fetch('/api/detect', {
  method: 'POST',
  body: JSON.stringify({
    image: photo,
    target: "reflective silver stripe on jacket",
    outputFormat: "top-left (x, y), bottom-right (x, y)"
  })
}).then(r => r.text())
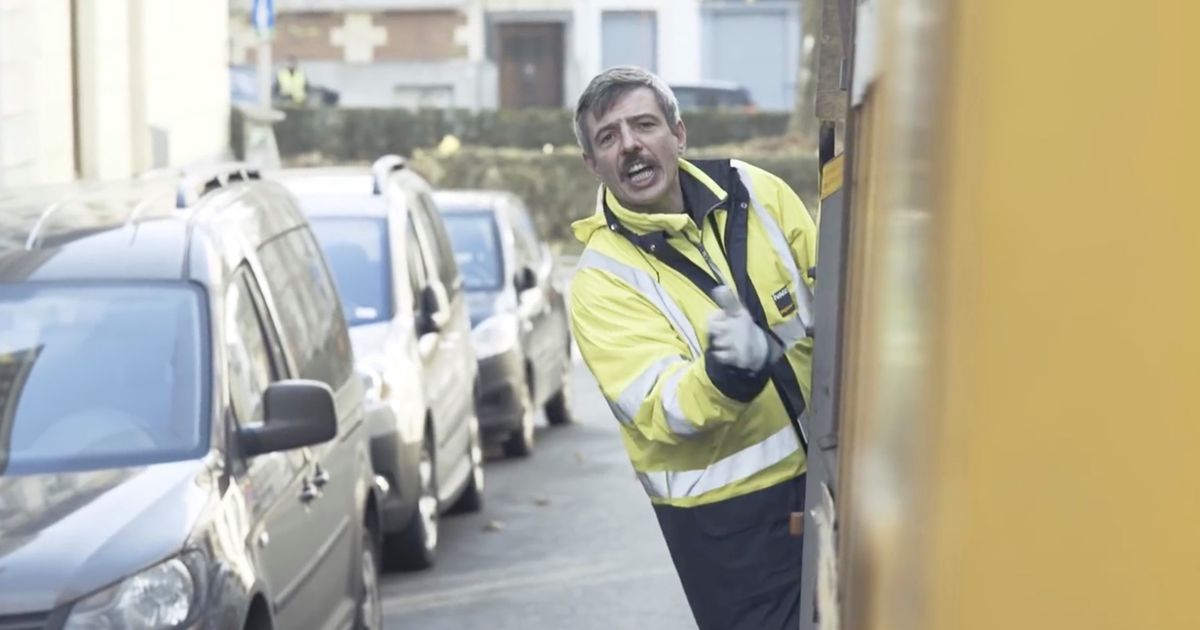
top-left (771, 314), bottom-right (808, 347)
top-left (636, 425), bottom-right (801, 499)
top-left (577, 249), bottom-right (706, 432)
top-left (607, 355), bottom-right (679, 426)
top-left (660, 366), bottom-right (700, 437)
top-left (575, 249), bottom-right (702, 357)
top-left (731, 160), bottom-right (815, 331)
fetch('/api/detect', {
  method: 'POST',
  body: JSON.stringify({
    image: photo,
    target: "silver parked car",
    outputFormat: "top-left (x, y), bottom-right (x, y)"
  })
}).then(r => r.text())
top-left (0, 165), bottom-right (383, 629)
top-left (273, 157), bottom-right (484, 570)
top-left (435, 190), bottom-right (574, 458)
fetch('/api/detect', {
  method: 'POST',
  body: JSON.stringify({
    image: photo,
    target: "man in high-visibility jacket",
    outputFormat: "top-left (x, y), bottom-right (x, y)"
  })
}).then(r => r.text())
top-left (274, 55), bottom-right (307, 105)
top-left (569, 66), bottom-right (816, 630)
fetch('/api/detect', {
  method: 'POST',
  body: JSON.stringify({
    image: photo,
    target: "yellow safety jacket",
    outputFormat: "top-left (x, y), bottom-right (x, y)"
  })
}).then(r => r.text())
top-left (276, 68), bottom-right (307, 104)
top-left (570, 158), bottom-right (817, 508)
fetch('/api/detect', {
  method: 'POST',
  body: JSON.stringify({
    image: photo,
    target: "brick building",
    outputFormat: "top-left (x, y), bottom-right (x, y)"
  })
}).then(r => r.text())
top-left (230, 0), bottom-right (801, 111)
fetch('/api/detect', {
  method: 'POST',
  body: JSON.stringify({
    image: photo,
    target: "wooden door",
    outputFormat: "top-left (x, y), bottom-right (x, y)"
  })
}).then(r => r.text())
top-left (498, 23), bottom-right (564, 109)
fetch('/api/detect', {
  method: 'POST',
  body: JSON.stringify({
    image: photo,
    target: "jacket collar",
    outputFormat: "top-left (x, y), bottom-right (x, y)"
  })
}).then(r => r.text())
top-left (572, 158), bottom-right (736, 244)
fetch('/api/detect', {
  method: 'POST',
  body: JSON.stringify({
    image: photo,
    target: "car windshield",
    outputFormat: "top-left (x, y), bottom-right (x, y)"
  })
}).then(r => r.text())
top-left (672, 86), bottom-right (751, 111)
top-left (673, 87), bottom-right (704, 110)
top-left (441, 211), bottom-right (504, 292)
top-left (309, 218), bottom-right (394, 326)
top-left (0, 283), bottom-right (208, 475)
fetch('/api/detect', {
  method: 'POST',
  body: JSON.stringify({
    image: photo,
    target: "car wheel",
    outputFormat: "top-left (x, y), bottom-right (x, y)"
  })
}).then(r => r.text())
top-left (450, 415), bottom-right (484, 513)
top-left (544, 372), bottom-right (573, 426)
top-left (385, 428), bottom-right (438, 570)
top-left (354, 524), bottom-right (383, 630)
top-left (503, 385), bottom-right (535, 458)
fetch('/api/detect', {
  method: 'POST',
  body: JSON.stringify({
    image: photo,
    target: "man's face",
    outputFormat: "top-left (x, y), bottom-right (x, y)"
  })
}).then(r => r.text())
top-left (582, 87), bottom-right (687, 214)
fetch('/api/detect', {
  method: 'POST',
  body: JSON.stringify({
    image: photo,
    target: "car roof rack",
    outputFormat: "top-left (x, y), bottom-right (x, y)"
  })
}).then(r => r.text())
top-left (371, 154), bottom-right (406, 195)
top-left (176, 163), bottom-right (261, 208)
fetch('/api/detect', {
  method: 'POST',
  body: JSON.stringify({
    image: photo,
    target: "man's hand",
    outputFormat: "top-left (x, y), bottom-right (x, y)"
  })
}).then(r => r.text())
top-left (708, 286), bottom-right (770, 371)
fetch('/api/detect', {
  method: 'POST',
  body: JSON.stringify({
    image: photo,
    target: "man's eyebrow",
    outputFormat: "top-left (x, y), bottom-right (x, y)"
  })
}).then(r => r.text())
top-left (592, 120), bottom-right (618, 141)
top-left (593, 113), bottom-right (661, 141)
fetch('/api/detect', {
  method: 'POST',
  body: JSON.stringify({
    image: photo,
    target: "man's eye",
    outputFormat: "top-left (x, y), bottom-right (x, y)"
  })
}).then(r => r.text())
top-left (598, 134), bottom-right (614, 146)
top-left (639, 121), bottom-right (656, 129)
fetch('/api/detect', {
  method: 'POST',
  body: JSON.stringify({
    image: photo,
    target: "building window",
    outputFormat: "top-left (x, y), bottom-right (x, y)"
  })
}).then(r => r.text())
top-left (602, 11), bottom-right (657, 73)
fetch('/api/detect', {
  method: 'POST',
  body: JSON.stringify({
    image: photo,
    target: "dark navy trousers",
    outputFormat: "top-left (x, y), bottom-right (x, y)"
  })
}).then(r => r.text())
top-left (653, 475), bottom-right (806, 630)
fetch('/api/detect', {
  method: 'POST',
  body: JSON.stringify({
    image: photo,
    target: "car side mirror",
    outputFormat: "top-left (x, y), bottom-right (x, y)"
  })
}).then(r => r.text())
top-left (239, 380), bottom-right (338, 457)
top-left (515, 266), bottom-right (538, 292)
top-left (416, 284), bottom-right (446, 335)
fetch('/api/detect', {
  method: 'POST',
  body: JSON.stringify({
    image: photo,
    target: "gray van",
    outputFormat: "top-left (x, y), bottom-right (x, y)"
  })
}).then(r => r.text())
top-left (0, 166), bottom-right (382, 629)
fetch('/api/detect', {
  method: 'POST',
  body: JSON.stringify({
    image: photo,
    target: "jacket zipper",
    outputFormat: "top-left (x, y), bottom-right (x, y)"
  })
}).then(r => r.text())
top-left (684, 205), bottom-right (730, 288)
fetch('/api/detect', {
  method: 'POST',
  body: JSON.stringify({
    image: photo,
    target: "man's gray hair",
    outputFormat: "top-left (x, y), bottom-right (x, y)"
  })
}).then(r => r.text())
top-left (573, 66), bottom-right (681, 155)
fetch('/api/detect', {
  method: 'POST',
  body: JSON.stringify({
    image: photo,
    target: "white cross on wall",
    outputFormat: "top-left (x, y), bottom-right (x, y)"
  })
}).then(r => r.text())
top-left (330, 13), bottom-right (388, 64)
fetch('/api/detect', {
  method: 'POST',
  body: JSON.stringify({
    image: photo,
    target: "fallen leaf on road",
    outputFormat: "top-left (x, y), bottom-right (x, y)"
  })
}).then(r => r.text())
top-left (484, 520), bottom-right (505, 532)
top-left (534, 497), bottom-right (551, 506)
top-left (574, 451), bottom-right (585, 464)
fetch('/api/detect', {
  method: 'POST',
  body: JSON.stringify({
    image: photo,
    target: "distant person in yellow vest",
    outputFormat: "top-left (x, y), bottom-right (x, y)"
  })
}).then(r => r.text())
top-left (274, 55), bottom-right (307, 105)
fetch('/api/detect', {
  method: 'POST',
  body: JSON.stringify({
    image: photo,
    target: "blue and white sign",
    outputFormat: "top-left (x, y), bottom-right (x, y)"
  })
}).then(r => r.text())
top-left (251, 0), bottom-right (275, 34)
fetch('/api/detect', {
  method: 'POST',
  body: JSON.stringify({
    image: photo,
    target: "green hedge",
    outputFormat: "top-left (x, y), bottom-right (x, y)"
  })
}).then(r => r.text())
top-left (406, 146), bottom-right (818, 248)
top-left (237, 107), bottom-right (794, 162)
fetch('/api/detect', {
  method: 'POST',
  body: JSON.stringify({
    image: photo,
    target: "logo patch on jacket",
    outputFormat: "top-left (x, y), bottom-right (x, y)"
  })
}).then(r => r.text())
top-left (773, 285), bottom-right (797, 317)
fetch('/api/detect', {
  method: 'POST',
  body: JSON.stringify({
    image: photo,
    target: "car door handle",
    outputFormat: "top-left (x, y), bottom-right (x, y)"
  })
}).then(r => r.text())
top-left (312, 465), bottom-right (331, 488)
top-left (300, 480), bottom-right (320, 504)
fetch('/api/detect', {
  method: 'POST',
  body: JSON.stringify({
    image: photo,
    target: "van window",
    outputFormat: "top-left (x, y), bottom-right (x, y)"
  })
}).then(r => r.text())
top-left (507, 201), bottom-right (543, 270)
top-left (442, 211), bottom-right (504, 292)
top-left (226, 274), bottom-right (276, 427)
top-left (405, 214), bottom-right (429, 308)
top-left (410, 192), bottom-right (461, 299)
top-left (258, 228), bottom-right (354, 388)
top-left (226, 268), bottom-right (306, 470)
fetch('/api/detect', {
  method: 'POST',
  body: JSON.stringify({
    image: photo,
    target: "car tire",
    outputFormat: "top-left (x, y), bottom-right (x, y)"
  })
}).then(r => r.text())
top-left (354, 523), bottom-right (383, 630)
top-left (384, 428), bottom-right (438, 570)
top-left (544, 381), bottom-right (572, 426)
top-left (546, 338), bottom-right (574, 426)
top-left (503, 385), bottom-right (535, 458)
top-left (449, 416), bottom-right (484, 513)
top-left (242, 599), bottom-right (272, 630)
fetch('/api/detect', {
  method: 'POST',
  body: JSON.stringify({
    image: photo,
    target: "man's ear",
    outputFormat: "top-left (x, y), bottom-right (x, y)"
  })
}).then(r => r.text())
top-left (582, 151), bottom-right (599, 178)
top-left (673, 119), bottom-right (689, 154)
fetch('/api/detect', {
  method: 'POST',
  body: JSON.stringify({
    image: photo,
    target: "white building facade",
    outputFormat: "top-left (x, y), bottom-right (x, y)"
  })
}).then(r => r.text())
top-left (0, 0), bottom-right (232, 189)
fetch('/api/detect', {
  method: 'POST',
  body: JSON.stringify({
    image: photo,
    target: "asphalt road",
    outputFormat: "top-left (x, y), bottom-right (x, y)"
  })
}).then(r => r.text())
top-left (379, 355), bottom-right (695, 629)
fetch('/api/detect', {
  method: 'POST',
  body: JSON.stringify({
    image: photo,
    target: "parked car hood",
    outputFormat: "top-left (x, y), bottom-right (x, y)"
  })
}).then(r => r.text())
top-left (0, 458), bottom-right (215, 615)
top-left (467, 290), bottom-right (513, 328)
top-left (349, 320), bottom-right (392, 364)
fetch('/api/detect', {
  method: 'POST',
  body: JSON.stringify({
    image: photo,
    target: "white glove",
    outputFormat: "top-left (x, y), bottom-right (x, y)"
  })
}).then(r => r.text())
top-left (708, 286), bottom-right (771, 371)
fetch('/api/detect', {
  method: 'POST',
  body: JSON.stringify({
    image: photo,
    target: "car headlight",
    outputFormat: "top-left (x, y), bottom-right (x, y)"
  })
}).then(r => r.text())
top-left (471, 313), bottom-right (519, 360)
top-left (65, 553), bottom-right (205, 629)
top-left (357, 364), bottom-right (391, 403)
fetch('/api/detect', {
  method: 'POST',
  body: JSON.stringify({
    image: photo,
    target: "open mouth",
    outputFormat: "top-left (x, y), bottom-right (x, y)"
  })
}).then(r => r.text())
top-left (624, 160), bottom-right (656, 186)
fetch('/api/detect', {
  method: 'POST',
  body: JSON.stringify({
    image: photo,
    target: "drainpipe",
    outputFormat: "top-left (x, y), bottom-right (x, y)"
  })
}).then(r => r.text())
top-left (69, 0), bottom-right (82, 178)
top-left (127, 0), bottom-right (151, 172)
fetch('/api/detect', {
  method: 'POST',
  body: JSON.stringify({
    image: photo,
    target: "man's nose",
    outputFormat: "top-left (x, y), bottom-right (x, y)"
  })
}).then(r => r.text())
top-left (617, 125), bottom-right (640, 154)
